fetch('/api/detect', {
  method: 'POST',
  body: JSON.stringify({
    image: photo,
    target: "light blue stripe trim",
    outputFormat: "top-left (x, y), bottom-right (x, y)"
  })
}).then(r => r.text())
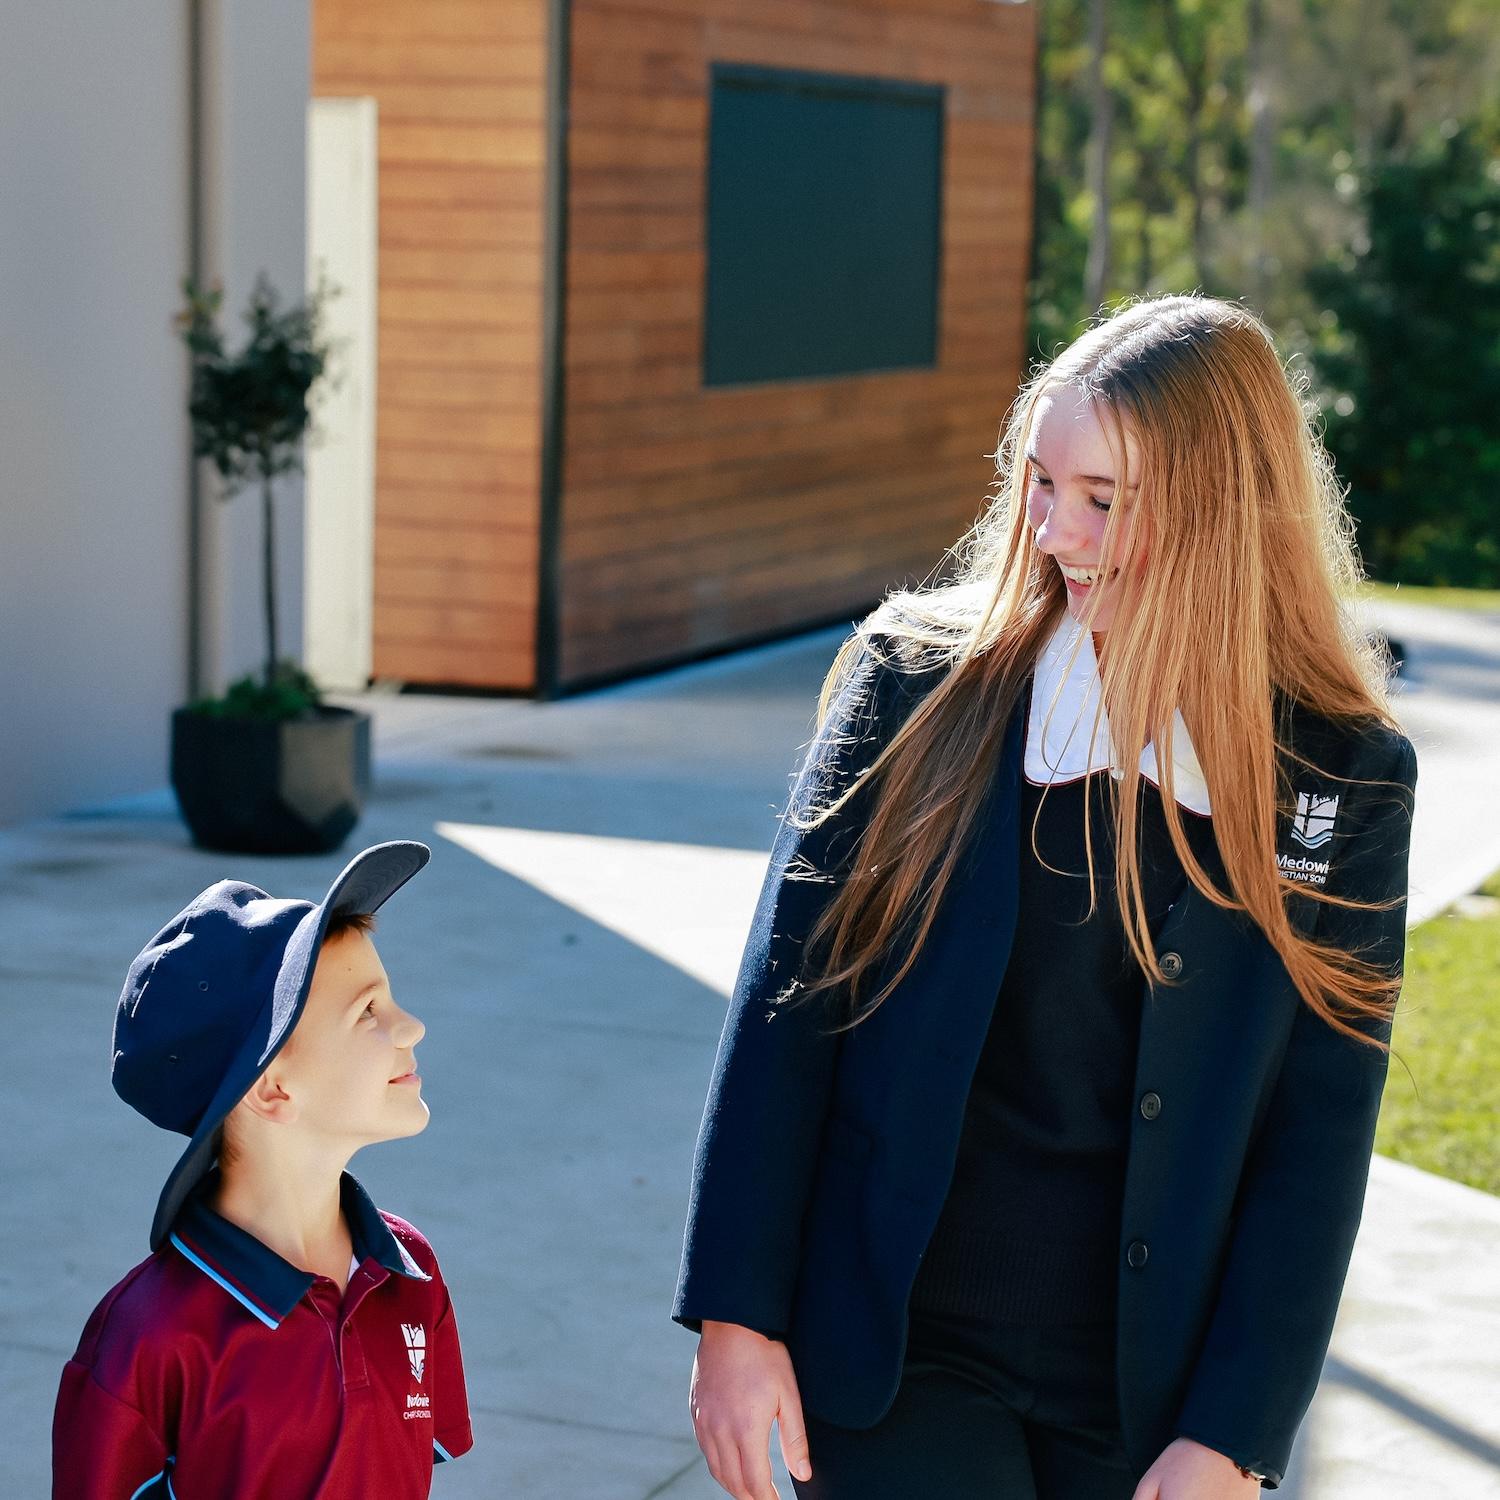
top-left (170, 1233), bottom-right (280, 1329)
top-left (167, 1477), bottom-right (179, 1499)
top-left (128, 1470), bottom-right (167, 1500)
top-left (395, 1239), bottom-right (432, 1281)
top-left (433, 1439), bottom-right (456, 1463)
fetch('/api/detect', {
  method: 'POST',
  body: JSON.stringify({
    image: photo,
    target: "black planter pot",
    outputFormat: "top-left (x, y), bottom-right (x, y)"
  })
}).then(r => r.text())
top-left (170, 705), bottom-right (371, 854)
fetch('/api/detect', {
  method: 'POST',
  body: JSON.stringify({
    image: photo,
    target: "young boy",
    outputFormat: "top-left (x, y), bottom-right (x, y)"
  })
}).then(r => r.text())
top-left (53, 840), bottom-right (473, 1498)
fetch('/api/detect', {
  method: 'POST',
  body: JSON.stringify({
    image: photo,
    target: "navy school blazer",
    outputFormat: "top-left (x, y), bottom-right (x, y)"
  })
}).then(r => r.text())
top-left (672, 630), bottom-right (1419, 1488)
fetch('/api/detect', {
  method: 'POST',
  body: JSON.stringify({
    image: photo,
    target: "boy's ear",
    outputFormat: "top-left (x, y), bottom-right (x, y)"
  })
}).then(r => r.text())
top-left (238, 1067), bottom-right (299, 1126)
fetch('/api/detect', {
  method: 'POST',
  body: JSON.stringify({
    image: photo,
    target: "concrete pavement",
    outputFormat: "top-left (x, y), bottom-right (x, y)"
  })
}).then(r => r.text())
top-left (3, 598), bottom-right (1498, 1498)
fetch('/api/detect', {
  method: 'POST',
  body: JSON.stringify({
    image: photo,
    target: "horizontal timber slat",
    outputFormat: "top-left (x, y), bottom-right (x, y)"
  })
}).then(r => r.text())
top-left (378, 445), bottom-right (541, 487)
top-left (382, 284), bottom-right (543, 329)
top-left (382, 325), bottom-right (545, 369)
top-left (377, 366), bottom-right (543, 409)
top-left (379, 558), bottom-right (538, 607)
top-left (382, 246), bottom-right (545, 289)
top-left (375, 599), bottom-right (538, 646)
top-left (379, 163), bottom-right (545, 210)
top-left (558, 468), bottom-right (978, 567)
top-left (316, 0), bottom-right (547, 45)
top-left (378, 403), bottom-right (540, 451)
top-left (377, 484), bottom-right (540, 529)
top-left (373, 637), bottom-right (536, 691)
top-left (314, 39), bottom-right (547, 85)
top-left (376, 523), bottom-right (539, 566)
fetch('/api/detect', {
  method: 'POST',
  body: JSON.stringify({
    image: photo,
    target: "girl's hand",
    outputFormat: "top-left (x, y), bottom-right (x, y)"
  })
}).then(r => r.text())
top-left (1131, 1436), bottom-right (1263, 1499)
top-left (690, 1320), bottom-right (813, 1500)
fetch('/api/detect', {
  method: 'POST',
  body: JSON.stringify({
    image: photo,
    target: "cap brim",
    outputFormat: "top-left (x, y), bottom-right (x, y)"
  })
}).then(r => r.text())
top-left (148, 841), bottom-right (431, 1250)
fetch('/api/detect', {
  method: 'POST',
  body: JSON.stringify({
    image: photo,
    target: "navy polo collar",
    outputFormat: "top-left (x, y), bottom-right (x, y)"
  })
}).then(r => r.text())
top-left (169, 1170), bottom-right (429, 1329)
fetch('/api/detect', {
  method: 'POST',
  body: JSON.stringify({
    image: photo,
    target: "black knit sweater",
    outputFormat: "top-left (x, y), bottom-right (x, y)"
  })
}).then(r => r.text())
top-left (909, 764), bottom-right (1215, 1327)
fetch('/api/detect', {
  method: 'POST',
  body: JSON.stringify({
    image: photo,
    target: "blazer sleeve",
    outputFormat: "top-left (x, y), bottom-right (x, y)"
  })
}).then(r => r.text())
top-left (672, 635), bottom-right (910, 1341)
top-left (1174, 730), bottom-right (1419, 1487)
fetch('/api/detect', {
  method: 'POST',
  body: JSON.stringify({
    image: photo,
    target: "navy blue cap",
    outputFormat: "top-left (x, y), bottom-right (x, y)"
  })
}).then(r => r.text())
top-left (111, 841), bottom-right (431, 1251)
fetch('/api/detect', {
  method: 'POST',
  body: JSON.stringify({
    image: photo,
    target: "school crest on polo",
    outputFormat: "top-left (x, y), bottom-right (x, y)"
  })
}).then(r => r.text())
top-left (401, 1322), bottom-right (426, 1383)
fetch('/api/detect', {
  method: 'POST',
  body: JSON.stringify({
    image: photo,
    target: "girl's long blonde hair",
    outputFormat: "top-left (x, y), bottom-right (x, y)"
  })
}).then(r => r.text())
top-left (793, 294), bottom-right (1406, 1051)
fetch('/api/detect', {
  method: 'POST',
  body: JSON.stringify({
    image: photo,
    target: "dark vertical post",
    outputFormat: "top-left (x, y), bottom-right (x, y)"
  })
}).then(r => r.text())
top-left (535, 0), bottom-right (571, 699)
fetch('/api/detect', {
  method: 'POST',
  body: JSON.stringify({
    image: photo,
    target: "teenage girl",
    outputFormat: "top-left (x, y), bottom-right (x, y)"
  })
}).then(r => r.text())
top-left (673, 294), bottom-right (1419, 1499)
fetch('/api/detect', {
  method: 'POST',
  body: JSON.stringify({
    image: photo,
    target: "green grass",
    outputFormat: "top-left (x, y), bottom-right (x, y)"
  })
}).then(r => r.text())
top-left (1375, 868), bottom-right (1500, 1195)
top-left (1363, 581), bottom-right (1500, 614)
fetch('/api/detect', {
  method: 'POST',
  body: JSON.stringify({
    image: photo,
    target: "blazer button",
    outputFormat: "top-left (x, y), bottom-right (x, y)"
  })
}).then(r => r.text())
top-left (1127, 1240), bottom-right (1149, 1269)
top-left (1139, 1091), bottom-right (1162, 1120)
top-left (1159, 951), bottom-right (1183, 979)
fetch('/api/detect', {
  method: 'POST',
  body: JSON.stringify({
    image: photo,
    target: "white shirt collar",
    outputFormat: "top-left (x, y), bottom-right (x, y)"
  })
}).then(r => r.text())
top-left (1025, 613), bottom-right (1213, 817)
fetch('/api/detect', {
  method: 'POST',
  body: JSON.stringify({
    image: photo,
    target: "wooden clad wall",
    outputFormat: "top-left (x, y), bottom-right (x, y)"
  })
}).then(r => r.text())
top-left (312, 0), bottom-right (548, 690)
top-left (558, 0), bottom-right (1037, 687)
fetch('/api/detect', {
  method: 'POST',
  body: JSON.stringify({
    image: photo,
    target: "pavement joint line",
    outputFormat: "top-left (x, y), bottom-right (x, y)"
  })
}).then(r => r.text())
top-left (640, 1453), bottom-right (710, 1498)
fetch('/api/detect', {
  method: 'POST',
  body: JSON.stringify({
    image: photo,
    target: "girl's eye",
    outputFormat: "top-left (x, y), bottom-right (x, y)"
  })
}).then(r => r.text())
top-left (1031, 464), bottom-right (1111, 512)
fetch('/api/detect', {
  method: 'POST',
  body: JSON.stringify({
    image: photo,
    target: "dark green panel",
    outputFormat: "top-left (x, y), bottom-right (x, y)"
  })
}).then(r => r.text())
top-left (704, 64), bottom-right (945, 387)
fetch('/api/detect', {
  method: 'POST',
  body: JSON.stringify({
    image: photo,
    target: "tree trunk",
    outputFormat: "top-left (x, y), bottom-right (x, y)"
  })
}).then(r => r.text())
top-left (1162, 6), bottom-right (1209, 285)
top-left (1084, 0), bottom-right (1114, 315)
top-left (1246, 0), bottom-right (1275, 311)
top-left (262, 471), bottom-right (278, 688)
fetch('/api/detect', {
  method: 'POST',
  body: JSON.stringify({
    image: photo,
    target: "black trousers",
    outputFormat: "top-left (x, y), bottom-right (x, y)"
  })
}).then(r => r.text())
top-left (791, 1309), bottom-right (1140, 1500)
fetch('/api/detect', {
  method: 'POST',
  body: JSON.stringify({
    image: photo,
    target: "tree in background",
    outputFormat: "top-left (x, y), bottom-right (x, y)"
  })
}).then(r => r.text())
top-left (1026, 0), bottom-right (1500, 584)
top-left (1305, 115), bottom-right (1500, 586)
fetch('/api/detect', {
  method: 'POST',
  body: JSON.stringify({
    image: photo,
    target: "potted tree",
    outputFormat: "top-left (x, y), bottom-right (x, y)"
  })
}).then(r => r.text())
top-left (170, 272), bottom-right (370, 854)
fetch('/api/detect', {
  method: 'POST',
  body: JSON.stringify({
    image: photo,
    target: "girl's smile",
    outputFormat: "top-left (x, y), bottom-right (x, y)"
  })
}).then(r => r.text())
top-left (1025, 388), bottom-right (1143, 630)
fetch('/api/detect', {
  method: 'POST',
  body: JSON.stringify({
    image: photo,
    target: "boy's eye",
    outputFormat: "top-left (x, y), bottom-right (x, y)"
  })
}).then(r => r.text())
top-left (361, 999), bottom-right (377, 1019)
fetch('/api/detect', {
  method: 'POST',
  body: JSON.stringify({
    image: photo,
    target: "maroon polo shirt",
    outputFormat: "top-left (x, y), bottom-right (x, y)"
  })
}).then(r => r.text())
top-left (53, 1172), bottom-right (473, 1499)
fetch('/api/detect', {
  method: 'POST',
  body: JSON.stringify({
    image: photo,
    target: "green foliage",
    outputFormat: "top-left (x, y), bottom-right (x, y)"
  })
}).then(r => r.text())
top-left (189, 663), bottom-right (324, 722)
top-left (177, 273), bottom-right (333, 492)
top-left (1376, 867), bottom-right (1500, 1195)
top-left (1025, 0), bottom-right (1500, 584)
top-left (1304, 117), bottom-right (1500, 586)
top-left (177, 273), bottom-right (336, 711)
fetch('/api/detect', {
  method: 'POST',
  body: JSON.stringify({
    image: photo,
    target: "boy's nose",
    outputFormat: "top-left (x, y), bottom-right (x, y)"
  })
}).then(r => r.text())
top-left (395, 1010), bottom-right (426, 1048)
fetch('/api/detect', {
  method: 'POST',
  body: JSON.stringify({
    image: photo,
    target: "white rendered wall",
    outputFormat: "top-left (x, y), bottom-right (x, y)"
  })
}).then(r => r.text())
top-left (304, 96), bottom-right (379, 692)
top-left (0, 1), bottom-right (310, 825)
top-left (193, 0), bottom-right (314, 704)
top-left (0, 5), bottom-right (193, 824)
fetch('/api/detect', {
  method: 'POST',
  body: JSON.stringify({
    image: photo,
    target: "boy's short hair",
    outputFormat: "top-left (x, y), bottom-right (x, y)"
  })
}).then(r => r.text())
top-left (324, 909), bottom-right (378, 941)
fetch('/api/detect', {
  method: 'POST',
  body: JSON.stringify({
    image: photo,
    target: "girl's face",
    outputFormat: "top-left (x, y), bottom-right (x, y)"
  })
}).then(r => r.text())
top-left (1023, 389), bottom-right (1145, 633)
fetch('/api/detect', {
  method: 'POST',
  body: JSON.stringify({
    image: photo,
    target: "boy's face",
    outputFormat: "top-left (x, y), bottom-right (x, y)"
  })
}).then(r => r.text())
top-left (259, 928), bottom-right (430, 1148)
